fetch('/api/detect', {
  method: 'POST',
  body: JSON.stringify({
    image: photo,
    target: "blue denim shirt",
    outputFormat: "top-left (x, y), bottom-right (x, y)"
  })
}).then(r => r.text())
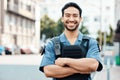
top-left (40, 32), bottom-right (103, 79)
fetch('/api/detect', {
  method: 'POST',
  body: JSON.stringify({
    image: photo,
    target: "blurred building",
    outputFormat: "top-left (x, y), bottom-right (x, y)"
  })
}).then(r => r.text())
top-left (0, 0), bottom-right (40, 51)
top-left (115, 0), bottom-right (120, 25)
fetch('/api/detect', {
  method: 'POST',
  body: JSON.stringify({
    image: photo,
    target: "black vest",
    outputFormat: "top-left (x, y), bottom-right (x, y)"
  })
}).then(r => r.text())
top-left (54, 36), bottom-right (91, 80)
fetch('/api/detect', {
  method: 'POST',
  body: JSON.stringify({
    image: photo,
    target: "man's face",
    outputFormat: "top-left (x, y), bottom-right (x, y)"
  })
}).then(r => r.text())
top-left (62, 7), bottom-right (82, 31)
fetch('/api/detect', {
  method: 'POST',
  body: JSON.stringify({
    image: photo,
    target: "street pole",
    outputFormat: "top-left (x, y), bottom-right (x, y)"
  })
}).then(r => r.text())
top-left (35, 2), bottom-right (41, 50)
top-left (118, 42), bottom-right (120, 56)
top-left (0, 0), bottom-right (4, 45)
top-left (0, 0), bottom-right (1, 45)
top-left (107, 58), bottom-right (110, 80)
top-left (99, 0), bottom-right (103, 47)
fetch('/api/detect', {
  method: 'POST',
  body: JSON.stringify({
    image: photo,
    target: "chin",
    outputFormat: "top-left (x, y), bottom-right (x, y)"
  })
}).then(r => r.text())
top-left (67, 26), bottom-right (78, 31)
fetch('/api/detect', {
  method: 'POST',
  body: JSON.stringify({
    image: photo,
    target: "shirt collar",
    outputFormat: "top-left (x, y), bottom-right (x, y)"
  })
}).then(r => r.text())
top-left (59, 32), bottom-right (83, 43)
top-left (59, 33), bottom-right (66, 43)
top-left (78, 32), bottom-right (83, 41)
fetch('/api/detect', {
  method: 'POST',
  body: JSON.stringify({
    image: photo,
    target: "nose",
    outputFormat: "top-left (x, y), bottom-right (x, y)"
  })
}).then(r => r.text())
top-left (69, 16), bottom-right (74, 21)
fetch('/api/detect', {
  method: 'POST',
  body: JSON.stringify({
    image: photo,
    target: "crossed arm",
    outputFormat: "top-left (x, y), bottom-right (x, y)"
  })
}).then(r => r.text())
top-left (44, 58), bottom-right (99, 78)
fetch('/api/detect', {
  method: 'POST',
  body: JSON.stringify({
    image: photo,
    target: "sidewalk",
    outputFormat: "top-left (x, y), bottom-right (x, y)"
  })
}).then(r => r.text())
top-left (0, 55), bottom-right (120, 80)
top-left (0, 55), bottom-right (52, 80)
top-left (0, 54), bottom-right (42, 65)
top-left (93, 65), bottom-right (120, 80)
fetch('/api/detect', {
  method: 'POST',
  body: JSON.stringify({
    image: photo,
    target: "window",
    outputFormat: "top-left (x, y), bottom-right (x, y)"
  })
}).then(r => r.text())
top-left (20, 17), bottom-right (23, 27)
top-left (14, 0), bottom-right (18, 5)
top-left (6, 14), bottom-right (9, 25)
top-left (26, 5), bottom-right (31, 11)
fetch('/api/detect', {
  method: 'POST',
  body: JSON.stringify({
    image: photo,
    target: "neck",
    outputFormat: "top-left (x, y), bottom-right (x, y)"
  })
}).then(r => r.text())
top-left (64, 29), bottom-right (79, 39)
top-left (64, 29), bottom-right (79, 45)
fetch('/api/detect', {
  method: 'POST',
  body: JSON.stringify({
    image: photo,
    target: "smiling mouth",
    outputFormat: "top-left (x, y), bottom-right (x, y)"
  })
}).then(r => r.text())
top-left (68, 23), bottom-right (75, 25)
top-left (66, 21), bottom-right (77, 24)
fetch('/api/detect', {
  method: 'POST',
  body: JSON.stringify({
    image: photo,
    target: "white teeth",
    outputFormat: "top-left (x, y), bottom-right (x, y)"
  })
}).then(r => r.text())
top-left (69, 23), bottom-right (74, 25)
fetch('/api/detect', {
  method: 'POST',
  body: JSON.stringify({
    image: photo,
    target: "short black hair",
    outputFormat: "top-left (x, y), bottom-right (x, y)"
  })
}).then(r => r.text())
top-left (61, 2), bottom-right (82, 17)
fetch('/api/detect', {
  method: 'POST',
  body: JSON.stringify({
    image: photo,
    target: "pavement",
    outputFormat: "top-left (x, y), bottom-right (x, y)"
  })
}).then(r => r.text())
top-left (93, 65), bottom-right (120, 80)
top-left (0, 54), bottom-right (43, 65)
top-left (0, 55), bottom-right (120, 80)
top-left (0, 54), bottom-right (51, 80)
top-left (93, 55), bottom-right (120, 80)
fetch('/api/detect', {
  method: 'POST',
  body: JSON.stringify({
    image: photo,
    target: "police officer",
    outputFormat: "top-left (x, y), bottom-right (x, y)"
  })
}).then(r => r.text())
top-left (39, 2), bottom-right (103, 80)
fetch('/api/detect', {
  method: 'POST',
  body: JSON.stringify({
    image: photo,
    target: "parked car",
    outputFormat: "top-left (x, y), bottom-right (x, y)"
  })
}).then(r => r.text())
top-left (0, 45), bottom-right (5, 55)
top-left (4, 44), bottom-right (21, 55)
top-left (20, 46), bottom-right (32, 54)
top-left (5, 47), bottom-right (12, 55)
top-left (29, 46), bottom-right (39, 54)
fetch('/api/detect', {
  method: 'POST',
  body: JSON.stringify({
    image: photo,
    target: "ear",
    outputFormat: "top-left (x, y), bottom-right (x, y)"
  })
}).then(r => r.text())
top-left (79, 17), bottom-right (82, 22)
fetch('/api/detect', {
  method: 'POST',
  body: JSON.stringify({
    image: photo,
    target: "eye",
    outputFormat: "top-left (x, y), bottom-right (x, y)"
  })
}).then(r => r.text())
top-left (65, 13), bottom-right (70, 17)
top-left (73, 14), bottom-right (79, 17)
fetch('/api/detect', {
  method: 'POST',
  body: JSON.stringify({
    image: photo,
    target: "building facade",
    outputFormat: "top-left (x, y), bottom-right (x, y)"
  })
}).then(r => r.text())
top-left (0, 0), bottom-right (40, 53)
top-left (115, 0), bottom-right (120, 25)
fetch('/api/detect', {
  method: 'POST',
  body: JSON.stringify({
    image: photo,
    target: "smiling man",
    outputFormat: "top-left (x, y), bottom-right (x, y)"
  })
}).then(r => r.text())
top-left (39, 2), bottom-right (103, 80)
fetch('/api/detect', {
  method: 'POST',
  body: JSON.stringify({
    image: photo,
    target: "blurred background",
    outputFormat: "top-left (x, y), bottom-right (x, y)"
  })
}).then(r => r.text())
top-left (0, 0), bottom-right (120, 80)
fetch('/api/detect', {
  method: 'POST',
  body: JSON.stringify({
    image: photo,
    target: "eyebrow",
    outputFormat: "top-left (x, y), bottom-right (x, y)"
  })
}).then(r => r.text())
top-left (64, 13), bottom-right (79, 16)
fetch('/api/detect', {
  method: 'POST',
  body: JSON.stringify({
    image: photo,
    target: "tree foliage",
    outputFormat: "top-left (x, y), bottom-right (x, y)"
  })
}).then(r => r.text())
top-left (40, 14), bottom-right (57, 38)
top-left (97, 25), bottom-right (114, 46)
top-left (54, 18), bottom-right (64, 36)
top-left (106, 25), bottom-right (114, 45)
top-left (79, 22), bottom-right (89, 34)
top-left (40, 14), bottom-right (89, 39)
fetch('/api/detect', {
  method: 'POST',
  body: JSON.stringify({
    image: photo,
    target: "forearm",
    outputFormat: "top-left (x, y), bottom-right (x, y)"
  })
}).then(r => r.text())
top-left (44, 65), bottom-right (78, 78)
top-left (65, 58), bottom-right (99, 73)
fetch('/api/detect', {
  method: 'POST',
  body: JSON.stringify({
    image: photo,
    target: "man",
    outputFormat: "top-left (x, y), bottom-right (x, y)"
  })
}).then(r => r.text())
top-left (39, 2), bottom-right (103, 80)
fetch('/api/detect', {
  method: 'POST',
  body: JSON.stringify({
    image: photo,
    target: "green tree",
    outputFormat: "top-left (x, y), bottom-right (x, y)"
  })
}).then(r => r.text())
top-left (54, 18), bottom-right (64, 36)
top-left (40, 14), bottom-right (57, 38)
top-left (106, 25), bottom-right (114, 45)
top-left (97, 25), bottom-right (114, 46)
top-left (97, 30), bottom-right (104, 45)
top-left (79, 22), bottom-right (89, 34)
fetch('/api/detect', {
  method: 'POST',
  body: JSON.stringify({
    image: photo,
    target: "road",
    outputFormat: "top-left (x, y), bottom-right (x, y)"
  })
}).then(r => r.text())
top-left (0, 55), bottom-right (120, 80)
top-left (0, 55), bottom-right (52, 80)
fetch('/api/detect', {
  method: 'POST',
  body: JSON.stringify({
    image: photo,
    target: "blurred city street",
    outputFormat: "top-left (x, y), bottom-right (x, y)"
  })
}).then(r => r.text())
top-left (93, 64), bottom-right (120, 80)
top-left (0, 55), bottom-right (52, 80)
top-left (0, 0), bottom-right (120, 80)
top-left (0, 55), bottom-right (120, 80)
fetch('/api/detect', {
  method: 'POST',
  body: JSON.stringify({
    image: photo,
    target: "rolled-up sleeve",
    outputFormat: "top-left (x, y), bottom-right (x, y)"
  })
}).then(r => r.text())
top-left (86, 38), bottom-right (103, 71)
top-left (39, 41), bottom-right (56, 72)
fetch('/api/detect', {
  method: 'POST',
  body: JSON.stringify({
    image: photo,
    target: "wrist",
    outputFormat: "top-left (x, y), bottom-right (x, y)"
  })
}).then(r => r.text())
top-left (63, 58), bottom-right (73, 67)
top-left (62, 58), bottom-right (68, 66)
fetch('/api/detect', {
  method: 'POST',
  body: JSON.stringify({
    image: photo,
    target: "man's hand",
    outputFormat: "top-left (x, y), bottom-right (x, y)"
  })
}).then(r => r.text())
top-left (55, 58), bottom-right (67, 67)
